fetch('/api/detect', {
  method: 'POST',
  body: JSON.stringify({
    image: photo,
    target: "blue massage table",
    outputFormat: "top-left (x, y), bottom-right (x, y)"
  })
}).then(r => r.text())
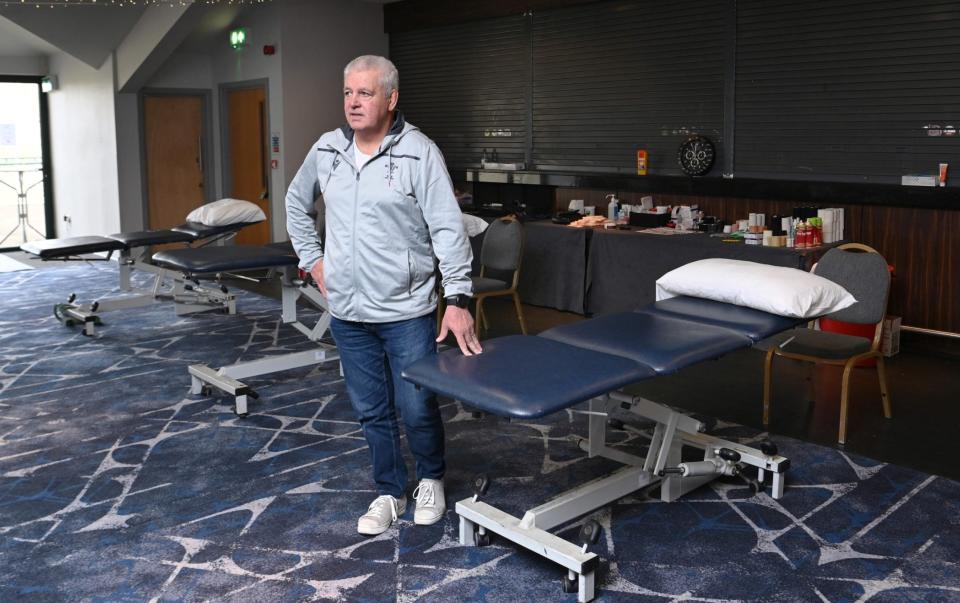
top-left (151, 244), bottom-right (339, 416)
top-left (21, 221), bottom-right (259, 335)
top-left (402, 296), bottom-right (802, 602)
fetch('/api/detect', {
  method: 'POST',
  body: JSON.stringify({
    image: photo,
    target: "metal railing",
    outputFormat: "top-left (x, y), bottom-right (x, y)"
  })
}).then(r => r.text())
top-left (0, 158), bottom-right (46, 247)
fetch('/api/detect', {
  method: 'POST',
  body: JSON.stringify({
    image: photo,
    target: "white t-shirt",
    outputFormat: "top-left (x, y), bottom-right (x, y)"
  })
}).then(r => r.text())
top-left (354, 145), bottom-right (373, 168)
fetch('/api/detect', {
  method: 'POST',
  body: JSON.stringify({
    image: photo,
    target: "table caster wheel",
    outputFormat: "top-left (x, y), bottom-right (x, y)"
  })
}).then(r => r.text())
top-left (236, 412), bottom-right (249, 419)
top-left (562, 574), bottom-right (578, 593)
top-left (476, 531), bottom-right (491, 547)
top-left (200, 386), bottom-right (212, 396)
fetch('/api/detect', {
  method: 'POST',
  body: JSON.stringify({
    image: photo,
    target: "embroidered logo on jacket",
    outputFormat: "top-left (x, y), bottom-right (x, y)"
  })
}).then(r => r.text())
top-left (385, 161), bottom-right (399, 186)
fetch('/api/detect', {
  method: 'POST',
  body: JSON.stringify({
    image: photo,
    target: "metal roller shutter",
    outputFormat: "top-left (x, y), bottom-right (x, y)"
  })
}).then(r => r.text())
top-left (390, 16), bottom-right (530, 171)
top-left (531, 0), bottom-right (727, 175)
top-left (735, 0), bottom-right (960, 183)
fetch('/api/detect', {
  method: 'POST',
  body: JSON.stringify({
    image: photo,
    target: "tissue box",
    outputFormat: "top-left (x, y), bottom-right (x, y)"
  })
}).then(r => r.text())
top-left (901, 175), bottom-right (937, 187)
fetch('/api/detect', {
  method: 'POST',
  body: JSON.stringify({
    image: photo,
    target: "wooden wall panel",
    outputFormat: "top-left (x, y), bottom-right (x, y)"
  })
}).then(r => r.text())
top-left (554, 187), bottom-right (959, 332)
top-left (855, 205), bottom-right (960, 334)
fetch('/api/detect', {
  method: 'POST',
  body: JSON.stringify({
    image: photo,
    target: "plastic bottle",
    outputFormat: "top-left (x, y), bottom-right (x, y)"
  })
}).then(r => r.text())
top-left (636, 150), bottom-right (648, 175)
top-left (606, 194), bottom-right (620, 222)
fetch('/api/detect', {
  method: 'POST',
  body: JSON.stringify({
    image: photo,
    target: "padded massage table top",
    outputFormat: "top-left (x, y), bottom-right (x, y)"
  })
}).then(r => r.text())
top-left (402, 296), bottom-right (805, 419)
top-left (540, 312), bottom-right (753, 375)
top-left (151, 244), bottom-right (299, 274)
top-left (109, 229), bottom-right (195, 247)
top-left (20, 221), bottom-right (258, 260)
top-left (171, 221), bottom-right (261, 239)
top-left (405, 335), bottom-right (656, 419)
top-left (634, 296), bottom-right (800, 342)
top-left (21, 235), bottom-right (128, 259)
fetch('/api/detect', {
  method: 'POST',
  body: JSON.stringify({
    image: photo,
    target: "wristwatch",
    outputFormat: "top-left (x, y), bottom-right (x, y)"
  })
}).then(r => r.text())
top-left (444, 294), bottom-right (471, 308)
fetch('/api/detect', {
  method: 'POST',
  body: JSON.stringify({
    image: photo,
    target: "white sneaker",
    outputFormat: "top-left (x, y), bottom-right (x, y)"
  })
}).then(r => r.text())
top-left (357, 494), bottom-right (406, 536)
top-left (413, 478), bottom-right (446, 526)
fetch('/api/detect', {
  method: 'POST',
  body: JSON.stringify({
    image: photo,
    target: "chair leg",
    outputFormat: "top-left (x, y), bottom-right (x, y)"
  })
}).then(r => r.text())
top-left (838, 360), bottom-right (856, 445)
top-left (762, 348), bottom-right (775, 426)
top-left (512, 292), bottom-right (527, 335)
top-left (876, 355), bottom-right (893, 419)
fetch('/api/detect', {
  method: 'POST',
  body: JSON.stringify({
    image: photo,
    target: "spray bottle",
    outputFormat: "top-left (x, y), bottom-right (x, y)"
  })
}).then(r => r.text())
top-left (605, 193), bottom-right (620, 222)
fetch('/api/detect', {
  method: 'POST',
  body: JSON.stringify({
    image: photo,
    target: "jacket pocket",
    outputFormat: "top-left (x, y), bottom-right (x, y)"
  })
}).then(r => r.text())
top-left (361, 246), bottom-right (409, 299)
top-left (407, 249), bottom-right (436, 294)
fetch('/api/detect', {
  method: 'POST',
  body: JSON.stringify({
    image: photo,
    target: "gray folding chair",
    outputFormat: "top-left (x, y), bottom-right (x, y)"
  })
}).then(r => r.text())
top-left (472, 215), bottom-right (527, 337)
top-left (762, 243), bottom-right (893, 444)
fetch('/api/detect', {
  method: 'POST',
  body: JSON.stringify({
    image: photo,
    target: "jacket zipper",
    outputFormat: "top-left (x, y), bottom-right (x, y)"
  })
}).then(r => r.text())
top-left (340, 134), bottom-right (403, 316)
top-left (351, 157), bottom-right (360, 303)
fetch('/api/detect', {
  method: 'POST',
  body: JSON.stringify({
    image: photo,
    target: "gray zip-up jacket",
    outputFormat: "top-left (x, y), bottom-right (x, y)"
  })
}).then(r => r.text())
top-left (285, 114), bottom-right (473, 323)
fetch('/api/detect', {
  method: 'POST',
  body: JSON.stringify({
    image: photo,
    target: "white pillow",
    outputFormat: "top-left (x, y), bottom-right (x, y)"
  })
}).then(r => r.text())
top-left (461, 213), bottom-right (489, 237)
top-left (655, 258), bottom-right (856, 319)
top-left (186, 198), bottom-right (266, 226)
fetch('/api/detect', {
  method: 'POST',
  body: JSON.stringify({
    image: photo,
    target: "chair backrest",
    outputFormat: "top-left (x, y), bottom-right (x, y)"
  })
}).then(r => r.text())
top-left (480, 216), bottom-right (524, 273)
top-left (817, 244), bottom-right (890, 324)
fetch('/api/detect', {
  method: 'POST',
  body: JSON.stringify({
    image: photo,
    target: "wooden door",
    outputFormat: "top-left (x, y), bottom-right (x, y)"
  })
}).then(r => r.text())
top-left (144, 95), bottom-right (205, 230)
top-left (227, 87), bottom-right (270, 246)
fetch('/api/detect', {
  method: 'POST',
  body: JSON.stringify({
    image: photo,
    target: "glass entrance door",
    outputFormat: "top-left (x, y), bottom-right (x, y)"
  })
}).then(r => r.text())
top-left (0, 79), bottom-right (52, 250)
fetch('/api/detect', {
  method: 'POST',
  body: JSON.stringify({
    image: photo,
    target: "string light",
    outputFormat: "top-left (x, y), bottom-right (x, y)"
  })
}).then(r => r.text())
top-left (0, 0), bottom-right (271, 6)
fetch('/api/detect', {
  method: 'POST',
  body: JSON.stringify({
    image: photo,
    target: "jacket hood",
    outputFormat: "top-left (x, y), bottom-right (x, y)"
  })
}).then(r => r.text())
top-left (335, 111), bottom-right (417, 151)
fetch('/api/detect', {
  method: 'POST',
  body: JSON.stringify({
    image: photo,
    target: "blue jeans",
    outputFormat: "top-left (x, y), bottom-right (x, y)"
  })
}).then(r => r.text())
top-left (330, 313), bottom-right (444, 498)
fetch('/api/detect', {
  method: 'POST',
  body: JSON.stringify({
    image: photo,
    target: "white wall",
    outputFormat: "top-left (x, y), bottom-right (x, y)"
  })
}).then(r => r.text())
top-left (5, 1), bottom-right (389, 240)
top-left (148, 51), bottom-right (213, 90)
top-left (0, 55), bottom-right (46, 76)
top-left (280, 0), bottom-right (388, 187)
top-left (115, 91), bottom-right (144, 232)
top-left (115, 4), bottom-right (190, 91)
top-left (47, 52), bottom-right (120, 237)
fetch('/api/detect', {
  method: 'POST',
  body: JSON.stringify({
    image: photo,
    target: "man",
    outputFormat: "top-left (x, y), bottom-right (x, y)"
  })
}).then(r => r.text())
top-left (285, 55), bottom-right (482, 536)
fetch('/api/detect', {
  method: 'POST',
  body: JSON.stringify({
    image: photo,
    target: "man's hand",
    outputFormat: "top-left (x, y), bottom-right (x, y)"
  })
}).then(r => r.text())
top-left (437, 306), bottom-right (483, 355)
top-left (309, 259), bottom-right (327, 298)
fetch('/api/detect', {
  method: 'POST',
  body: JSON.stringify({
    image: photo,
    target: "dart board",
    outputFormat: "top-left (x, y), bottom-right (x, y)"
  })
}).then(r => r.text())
top-left (677, 135), bottom-right (715, 176)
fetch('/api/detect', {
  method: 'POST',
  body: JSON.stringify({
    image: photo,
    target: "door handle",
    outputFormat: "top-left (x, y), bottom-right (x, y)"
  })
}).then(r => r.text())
top-left (259, 190), bottom-right (269, 200)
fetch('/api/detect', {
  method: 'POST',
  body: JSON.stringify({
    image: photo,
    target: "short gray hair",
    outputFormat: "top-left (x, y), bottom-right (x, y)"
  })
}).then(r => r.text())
top-left (344, 55), bottom-right (399, 97)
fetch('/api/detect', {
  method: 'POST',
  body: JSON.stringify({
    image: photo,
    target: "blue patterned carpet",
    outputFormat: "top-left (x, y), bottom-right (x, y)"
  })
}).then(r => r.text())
top-left (1, 264), bottom-right (959, 602)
